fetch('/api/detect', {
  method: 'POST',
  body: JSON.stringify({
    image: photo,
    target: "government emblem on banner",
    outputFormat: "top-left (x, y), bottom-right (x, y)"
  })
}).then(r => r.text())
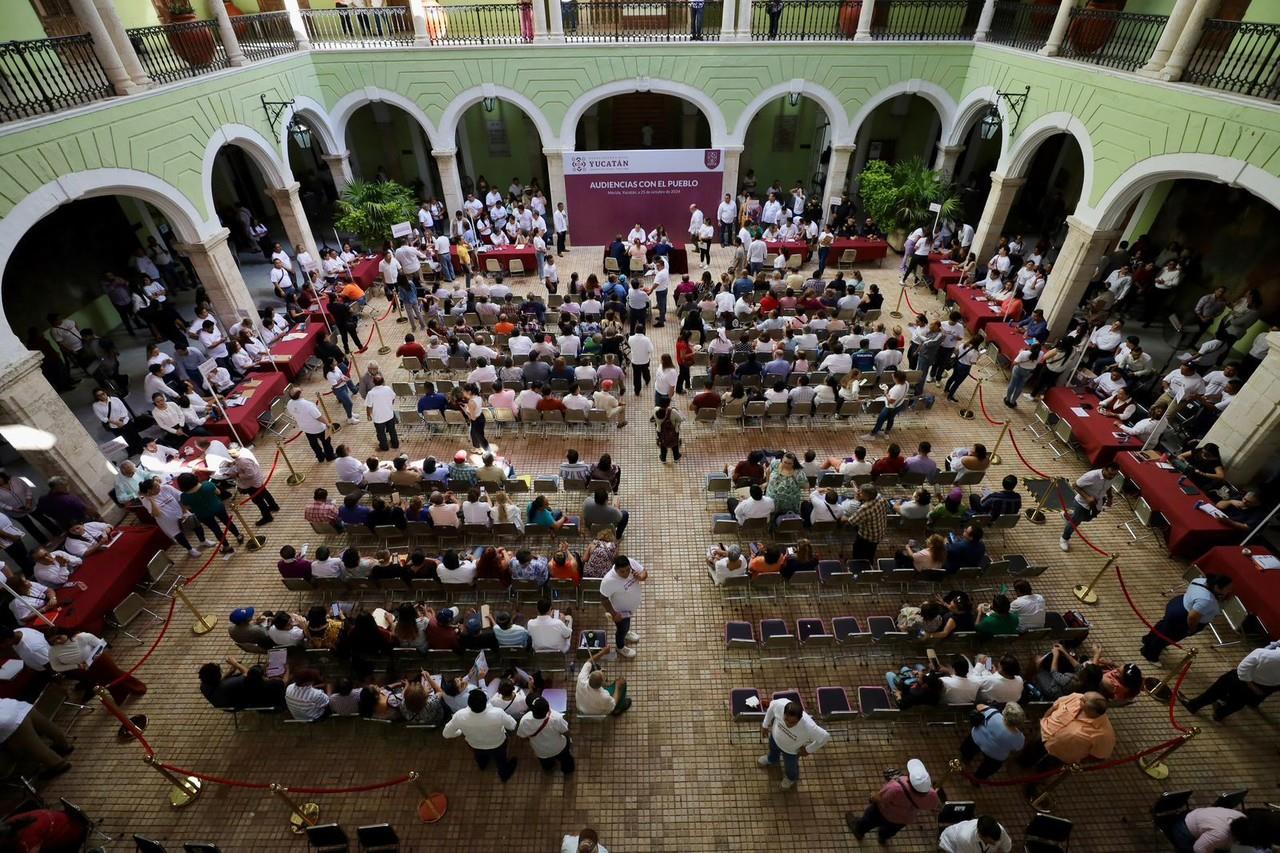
top-left (571, 156), bottom-right (588, 172)
top-left (703, 149), bottom-right (721, 169)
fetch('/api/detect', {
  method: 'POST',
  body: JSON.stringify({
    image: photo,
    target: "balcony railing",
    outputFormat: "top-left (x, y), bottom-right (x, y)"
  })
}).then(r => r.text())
top-left (430, 4), bottom-right (534, 45)
top-left (985, 0), bottom-right (1054, 51)
top-left (749, 0), bottom-right (854, 41)
top-left (236, 11), bottom-right (299, 62)
top-left (564, 1), bottom-right (723, 42)
top-left (1059, 7), bottom-right (1166, 73)
top-left (127, 20), bottom-right (229, 85)
top-left (1183, 19), bottom-right (1280, 102)
top-left (870, 0), bottom-right (980, 41)
top-left (0, 34), bottom-right (113, 123)
top-left (302, 7), bottom-right (414, 47)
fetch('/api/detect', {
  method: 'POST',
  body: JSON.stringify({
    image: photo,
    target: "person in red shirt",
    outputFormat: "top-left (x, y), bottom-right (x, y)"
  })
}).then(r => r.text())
top-left (424, 607), bottom-right (461, 651)
top-left (675, 332), bottom-right (696, 394)
top-left (536, 386), bottom-right (567, 412)
top-left (871, 443), bottom-right (908, 476)
top-left (690, 377), bottom-right (721, 411)
top-left (395, 333), bottom-right (427, 361)
top-left (759, 292), bottom-right (779, 313)
top-left (3, 808), bottom-right (86, 852)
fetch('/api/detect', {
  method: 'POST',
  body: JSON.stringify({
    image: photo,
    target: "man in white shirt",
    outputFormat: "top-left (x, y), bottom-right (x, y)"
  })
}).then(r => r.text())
top-left (333, 446), bottom-right (365, 485)
top-left (508, 333), bottom-right (533, 357)
top-left (687, 203), bottom-right (704, 245)
top-left (600, 556), bottom-right (646, 658)
top-left (1121, 404), bottom-right (1166, 441)
top-left (517, 696), bottom-right (574, 773)
top-left (626, 331), bottom-right (654, 396)
top-left (1060, 462), bottom-right (1118, 551)
top-left (442, 688), bottom-right (519, 780)
top-left (286, 387), bottom-right (334, 462)
top-left (761, 192), bottom-right (783, 227)
top-left (969, 654), bottom-right (1024, 704)
top-left (0, 626), bottom-right (50, 671)
top-left (729, 485), bottom-right (775, 526)
top-left (747, 236), bottom-right (767, 274)
top-left (310, 546), bottom-right (345, 579)
top-left (1009, 580), bottom-right (1046, 630)
top-left (819, 346), bottom-right (852, 375)
top-left (1183, 640), bottom-right (1280, 721)
top-left (528, 600), bottom-right (573, 652)
top-left (1089, 321), bottom-right (1124, 357)
top-left (716, 193), bottom-right (737, 246)
top-left (61, 521), bottom-right (112, 559)
top-left (363, 376), bottom-right (400, 451)
top-left (939, 816), bottom-right (1013, 853)
top-left (563, 390), bottom-right (592, 412)
top-left (576, 644), bottom-right (629, 715)
top-left (938, 657), bottom-right (981, 704)
top-left (433, 232), bottom-right (455, 281)
top-left (1156, 362), bottom-right (1205, 412)
top-left (756, 696), bottom-right (830, 790)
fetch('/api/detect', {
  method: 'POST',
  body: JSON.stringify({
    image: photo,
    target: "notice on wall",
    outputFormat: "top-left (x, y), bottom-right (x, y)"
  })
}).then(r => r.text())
top-left (563, 148), bottom-right (725, 246)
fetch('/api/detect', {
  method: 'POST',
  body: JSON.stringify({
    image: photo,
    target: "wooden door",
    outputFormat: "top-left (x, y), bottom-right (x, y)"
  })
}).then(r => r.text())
top-left (28, 0), bottom-right (84, 38)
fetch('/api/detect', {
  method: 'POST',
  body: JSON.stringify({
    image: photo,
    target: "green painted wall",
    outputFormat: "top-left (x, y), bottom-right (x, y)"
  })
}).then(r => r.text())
top-left (115, 0), bottom-right (162, 29)
top-left (864, 95), bottom-right (940, 164)
top-left (740, 97), bottom-right (823, 194)
top-left (457, 101), bottom-right (543, 192)
top-left (6, 2), bottom-right (47, 41)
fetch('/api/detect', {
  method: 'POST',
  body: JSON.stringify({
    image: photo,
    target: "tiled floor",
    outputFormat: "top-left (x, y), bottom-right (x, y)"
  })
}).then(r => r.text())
top-left (37, 244), bottom-right (1276, 852)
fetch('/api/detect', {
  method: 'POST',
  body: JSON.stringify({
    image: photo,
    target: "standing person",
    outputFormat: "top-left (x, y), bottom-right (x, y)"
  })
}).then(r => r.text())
top-left (716, 193), bottom-right (737, 247)
top-left (462, 384), bottom-right (488, 451)
top-left (442, 689), bottom-right (519, 782)
top-left (139, 478), bottom-right (206, 558)
top-left (1181, 640), bottom-right (1280, 721)
top-left (600, 555), bottom-right (646, 658)
top-left (863, 371), bottom-right (910, 437)
top-left (689, 0), bottom-right (705, 38)
top-left (1140, 574), bottom-right (1233, 663)
top-left (176, 473), bottom-right (244, 555)
top-left (1058, 462), bottom-right (1118, 552)
top-left (649, 257), bottom-right (670, 327)
top-left (756, 695), bottom-right (830, 791)
top-left (224, 448), bottom-right (280, 526)
top-left (92, 388), bottom-right (143, 453)
top-left (653, 400), bottom-right (684, 463)
top-left (626, 279), bottom-right (651, 334)
top-left (553, 202), bottom-right (570, 256)
top-left (0, 697), bottom-right (73, 778)
top-left (675, 331), bottom-right (695, 395)
top-left (846, 759), bottom-right (944, 844)
top-left (364, 375), bottom-right (400, 452)
top-left (0, 474), bottom-right (53, 543)
top-left (1003, 342), bottom-right (1041, 407)
top-left (286, 387), bottom-right (334, 462)
top-left (653, 354), bottom-right (679, 406)
top-left (324, 358), bottom-right (359, 424)
top-left (516, 695), bottom-right (574, 775)
top-left (627, 327), bottom-right (653, 396)
top-left (958, 702), bottom-right (1026, 778)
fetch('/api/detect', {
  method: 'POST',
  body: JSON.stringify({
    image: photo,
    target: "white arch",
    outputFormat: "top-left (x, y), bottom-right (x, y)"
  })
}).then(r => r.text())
top-left (438, 85), bottom-right (556, 152)
top-left (847, 79), bottom-right (957, 149)
top-left (201, 123), bottom-right (291, 219)
top-left (944, 85), bottom-right (1010, 157)
top-left (559, 78), bottom-right (730, 150)
top-left (277, 95), bottom-right (341, 163)
top-left (330, 86), bottom-right (444, 152)
top-left (1086, 153), bottom-right (1280, 230)
top-left (731, 80), bottom-right (851, 146)
top-left (1000, 112), bottom-right (1095, 207)
top-left (0, 169), bottom-right (212, 343)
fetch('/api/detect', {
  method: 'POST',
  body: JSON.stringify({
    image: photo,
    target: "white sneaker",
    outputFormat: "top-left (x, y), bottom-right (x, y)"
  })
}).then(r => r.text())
top-left (780, 778), bottom-right (795, 790)
top-left (859, 433), bottom-right (879, 441)
top-left (625, 630), bottom-right (639, 643)
top-left (349, 415), bottom-right (362, 423)
top-left (1059, 538), bottom-right (1070, 552)
top-left (756, 755), bottom-right (771, 768)
top-left (618, 646), bottom-right (637, 658)
top-left (187, 548), bottom-right (201, 558)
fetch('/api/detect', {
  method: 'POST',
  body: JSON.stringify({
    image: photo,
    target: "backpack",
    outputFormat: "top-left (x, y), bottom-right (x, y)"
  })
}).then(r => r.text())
top-left (657, 412), bottom-right (679, 448)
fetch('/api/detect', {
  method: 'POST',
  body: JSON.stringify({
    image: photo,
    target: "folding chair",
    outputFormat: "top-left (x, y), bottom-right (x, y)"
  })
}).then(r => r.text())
top-left (817, 560), bottom-right (851, 600)
top-left (1023, 813), bottom-right (1073, 852)
top-left (355, 823), bottom-right (400, 852)
top-left (1026, 399), bottom-right (1058, 441)
top-left (938, 801), bottom-right (976, 832)
top-left (139, 549), bottom-right (180, 598)
top-left (60, 798), bottom-right (114, 846)
top-left (105, 593), bottom-right (163, 643)
top-left (134, 836), bottom-right (167, 853)
top-left (749, 571), bottom-right (783, 601)
top-left (796, 617), bottom-right (834, 662)
top-left (305, 823), bottom-right (350, 852)
top-left (1151, 789), bottom-right (1193, 837)
top-left (1208, 596), bottom-right (1252, 648)
top-left (1214, 789), bottom-right (1248, 810)
top-left (758, 618), bottom-right (796, 661)
top-left (723, 621), bottom-right (756, 670)
top-left (1121, 497), bottom-right (1166, 546)
top-left (856, 685), bottom-right (897, 721)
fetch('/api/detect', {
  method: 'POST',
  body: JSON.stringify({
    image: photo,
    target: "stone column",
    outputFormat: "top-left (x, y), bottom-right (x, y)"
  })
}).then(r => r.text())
top-left (0, 353), bottom-right (117, 519)
top-left (721, 145), bottom-right (743, 198)
top-left (1203, 332), bottom-right (1280, 484)
top-left (973, 0), bottom-right (998, 41)
top-left (547, 0), bottom-right (565, 42)
top-left (1037, 216), bottom-right (1121, 339)
top-left (582, 107), bottom-right (601, 150)
top-left (433, 149), bottom-right (465, 215)
top-left (820, 144), bottom-right (855, 224)
top-left (719, 0), bottom-right (736, 39)
top-left (322, 153), bottom-right (354, 194)
top-left (176, 229), bottom-right (259, 326)
top-left (266, 182), bottom-right (320, 264)
top-left (67, 0), bottom-right (142, 95)
top-left (1160, 0), bottom-right (1221, 81)
top-left (406, 0), bottom-right (433, 46)
top-left (970, 172), bottom-right (1025, 266)
top-left (1137, 0), bottom-right (1198, 76)
top-left (90, 0), bottom-right (152, 88)
top-left (531, 0), bottom-right (549, 41)
top-left (282, 0), bottom-right (312, 50)
top-left (934, 144), bottom-right (965, 178)
top-left (854, 0), bottom-right (876, 41)
top-left (734, 0), bottom-right (753, 39)
top-left (209, 0), bottom-right (248, 66)
top-left (1040, 0), bottom-right (1076, 56)
top-left (544, 148), bottom-right (567, 210)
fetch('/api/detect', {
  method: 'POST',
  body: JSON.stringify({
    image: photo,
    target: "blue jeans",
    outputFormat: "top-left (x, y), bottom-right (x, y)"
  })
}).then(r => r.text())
top-left (690, 6), bottom-right (704, 37)
top-left (766, 735), bottom-right (799, 781)
top-left (438, 254), bottom-right (456, 282)
top-left (873, 404), bottom-right (903, 434)
top-left (1061, 503), bottom-right (1092, 541)
top-left (332, 385), bottom-right (354, 419)
top-left (1005, 366), bottom-right (1032, 404)
top-left (1168, 817), bottom-right (1196, 852)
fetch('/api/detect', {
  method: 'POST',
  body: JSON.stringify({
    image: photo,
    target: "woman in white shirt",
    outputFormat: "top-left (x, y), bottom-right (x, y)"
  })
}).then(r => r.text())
top-left (491, 492), bottom-right (523, 532)
top-left (8, 575), bottom-right (55, 623)
top-left (652, 353), bottom-right (679, 405)
top-left (1002, 343), bottom-right (1040, 408)
top-left (460, 488), bottom-right (494, 526)
top-left (140, 478), bottom-right (205, 557)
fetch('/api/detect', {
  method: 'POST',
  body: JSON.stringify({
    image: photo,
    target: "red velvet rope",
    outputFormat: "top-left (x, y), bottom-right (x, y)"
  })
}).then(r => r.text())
top-left (97, 691), bottom-right (156, 757)
top-left (962, 734), bottom-right (1186, 787)
top-left (108, 595), bottom-right (176, 688)
top-left (157, 764), bottom-right (411, 795)
top-left (1168, 657), bottom-right (1194, 733)
top-left (1114, 560), bottom-right (1186, 651)
top-left (1006, 431), bottom-right (1052, 480)
top-left (901, 286), bottom-right (921, 317)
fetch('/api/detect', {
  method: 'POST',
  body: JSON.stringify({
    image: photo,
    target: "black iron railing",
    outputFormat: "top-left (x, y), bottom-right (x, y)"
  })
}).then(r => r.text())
top-left (985, 0), bottom-right (1054, 51)
top-left (430, 4), bottom-right (534, 45)
top-left (870, 0), bottom-right (981, 41)
top-left (1059, 8), bottom-right (1166, 73)
top-left (236, 11), bottom-right (299, 62)
top-left (127, 20), bottom-right (229, 85)
top-left (0, 34), bottom-right (113, 123)
top-left (1183, 18), bottom-right (1280, 102)
top-left (302, 7), bottom-right (414, 46)
top-left (749, 0), bottom-right (856, 40)
top-left (564, 1), bottom-right (723, 42)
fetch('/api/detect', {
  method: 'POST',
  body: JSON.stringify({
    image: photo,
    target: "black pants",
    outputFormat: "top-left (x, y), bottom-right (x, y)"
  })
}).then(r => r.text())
top-left (4, 541), bottom-right (33, 575)
top-left (473, 739), bottom-right (517, 781)
top-left (557, 231), bottom-right (567, 254)
top-left (851, 804), bottom-right (906, 843)
top-left (960, 732), bottom-right (1005, 778)
top-left (698, 240), bottom-right (711, 264)
top-left (374, 418), bottom-right (400, 451)
top-left (112, 303), bottom-right (137, 335)
top-left (1185, 669), bottom-right (1276, 720)
top-left (676, 364), bottom-right (691, 393)
top-left (337, 324), bottom-right (362, 354)
top-left (241, 486), bottom-right (279, 521)
top-left (469, 413), bottom-right (488, 450)
top-left (614, 616), bottom-right (631, 649)
top-left (659, 442), bottom-right (681, 462)
top-left (852, 536), bottom-right (878, 560)
top-left (631, 363), bottom-right (651, 394)
top-left (13, 513), bottom-right (56, 542)
top-left (902, 253), bottom-right (928, 282)
top-left (628, 308), bottom-right (647, 334)
top-left (196, 507), bottom-right (240, 543)
top-left (720, 221), bottom-right (733, 246)
top-left (539, 741), bottom-right (576, 774)
top-left (944, 363), bottom-right (971, 399)
top-left (304, 430), bottom-right (335, 462)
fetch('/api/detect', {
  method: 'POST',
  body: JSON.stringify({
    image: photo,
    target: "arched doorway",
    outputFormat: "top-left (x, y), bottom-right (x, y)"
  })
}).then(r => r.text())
top-left (453, 99), bottom-right (550, 204)
top-left (739, 94), bottom-right (831, 202)
top-left (949, 109), bottom-right (1004, 216)
top-left (847, 93), bottom-right (946, 197)
top-left (1003, 132), bottom-right (1085, 246)
top-left (285, 119), bottom-right (338, 229)
top-left (343, 102), bottom-right (445, 204)
top-left (210, 144), bottom-right (289, 261)
top-left (574, 93), bottom-right (711, 150)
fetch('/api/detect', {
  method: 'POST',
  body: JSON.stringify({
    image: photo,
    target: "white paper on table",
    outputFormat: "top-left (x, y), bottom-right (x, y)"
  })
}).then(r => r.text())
top-left (1196, 503), bottom-right (1228, 519)
top-left (1070, 407), bottom-right (1089, 417)
top-left (1253, 555), bottom-right (1280, 571)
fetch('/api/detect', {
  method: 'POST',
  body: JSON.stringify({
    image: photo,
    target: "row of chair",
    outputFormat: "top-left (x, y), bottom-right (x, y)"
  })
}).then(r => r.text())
top-left (278, 573), bottom-right (598, 610)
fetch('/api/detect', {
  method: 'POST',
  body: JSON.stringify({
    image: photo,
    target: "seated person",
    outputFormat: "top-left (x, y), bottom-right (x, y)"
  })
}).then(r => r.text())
top-left (527, 495), bottom-right (571, 531)
top-left (892, 488), bottom-right (931, 520)
top-left (944, 525), bottom-right (987, 573)
top-left (895, 534), bottom-right (946, 572)
top-left (1009, 579), bottom-right (1045, 630)
top-left (975, 594), bottom-right (1019, 637)
top-left (968, 475), bottom-right (1022, 519)
top-left (922, 591), bottom-right (975, 641)
top-left (747, 543), bottom-right (785, 576)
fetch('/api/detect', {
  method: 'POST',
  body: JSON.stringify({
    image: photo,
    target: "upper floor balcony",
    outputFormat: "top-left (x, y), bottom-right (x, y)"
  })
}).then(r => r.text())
top-left (0, 0), bottom-right (1276, 127)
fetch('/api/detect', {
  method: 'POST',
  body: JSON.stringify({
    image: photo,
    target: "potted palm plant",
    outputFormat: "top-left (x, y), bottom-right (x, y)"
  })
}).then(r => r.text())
top-left (333, 180), bottom-right (419, 253)
top-left (165, 1), bottom-right (217, 67)
top-left (858, 158), bottom-right (964, 251)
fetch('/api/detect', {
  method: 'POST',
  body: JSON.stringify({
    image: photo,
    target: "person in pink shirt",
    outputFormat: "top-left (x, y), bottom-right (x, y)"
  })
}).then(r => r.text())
top-left (846, 758), bottom-right (943, 843)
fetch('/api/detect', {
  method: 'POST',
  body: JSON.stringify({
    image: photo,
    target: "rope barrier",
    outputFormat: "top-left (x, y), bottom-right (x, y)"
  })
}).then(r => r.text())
top-left (1168, 657), bottom-right (1194, 734)
top-left (961, 734), bottom-right (1187, 787)
top-left (157, 764), bottom-right (411, 796)
top-left (901, 286), bottom-right (921, 317)
top-left (1114, 561), bottom-right (1186, 650)
top-left (1006, 431), bottom-right (1053, 480)
top-left (108, 595), bottom-right (177, 688)
top-left (96, 689), bottom-right (155, 757)
top-left (974, 384), bottom-right (1005, 428)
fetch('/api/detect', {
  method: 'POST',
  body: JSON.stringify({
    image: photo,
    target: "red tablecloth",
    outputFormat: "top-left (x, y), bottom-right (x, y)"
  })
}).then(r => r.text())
top-left (830, 237), bottom-right (888, 264)
top-left (249, 323), bottom-right (324, 380)
top-left (599, 244), bottom-right (689, 276)
top-left (930, 255), bottom-right (964, 291)
top-left (946, 284), bottom-right (1008, 332)
top-left (350, 256), bottom-right (382, 289)
top-left (471, 246), bottom-right (537, 275)
top-left (1195, 546), bottom-right (1280, 639)
top-left (985, 323), bottom-right (1027, 364)
top-left (766, 240), bottom-right (811, 262)
top-left (1117, 451), bottom-right (1240, 559)
top-left (52, 526), bottom-right (172, 634)
top-left (203, 371), bottom-right (289, 445)
top-left (1044, 388), bottom-right (1137, 466)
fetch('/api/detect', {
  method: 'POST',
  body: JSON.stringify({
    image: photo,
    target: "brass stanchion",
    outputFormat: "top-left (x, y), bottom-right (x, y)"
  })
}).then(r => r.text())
top-left (1023, 478), bottom-right (1057, 525)
top-left (1139, 728), bottom-right (1199, 780)
top-left (1028, 763), bottom-right (1080, 813)
top-left (957, 379), bottom-right (981, 420)
top-left (988, 420), bottom-right (1011, 465)
top-left (271, 783), bottom-right (320, 833)
top-left (277, 440), bottom-right (305, 486)
top-left (372, 316), bottom-right (392, 354)
top-left (144, 754), bottom-right (202, 808)
top-left (173, 581), bottom-right (218, 635)
top-left (230, 502), bottom-right (265, 551)
top-left (315, 393), bottom-right (341, 434)
top-left (409, 770), bottom-right (448, 823)
top-left (939, 758), bottom-right (962, 788)
top-left (1143, 647), bottom-right (1197, 703)
top-left (889, 287), bottom-right (905, 319)
top-left (1072, 553), bottom-right (1118, 605)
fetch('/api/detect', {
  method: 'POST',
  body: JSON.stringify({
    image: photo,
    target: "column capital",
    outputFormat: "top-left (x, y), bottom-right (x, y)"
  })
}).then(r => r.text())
top-left (1064, 215), bottom-right (1121, 242)
top-left (988, 172), bottom-right (1026, 189)
top-left (176, 227), bottom-right (232, 256)
top-left (431, 148), bottom-right (458, 159)
top-left (543, 148), bottom-right (573, 158)
top-left (321, 152), bottom-right (350, 162)
top-left (936, 144), bottom-right (965, 155)
top-left (831, 144), bottom-right (857, 154)
top-left (0, 350), bottom-right (43, 391)
top-left (266, 182), bottom-right (303, 200)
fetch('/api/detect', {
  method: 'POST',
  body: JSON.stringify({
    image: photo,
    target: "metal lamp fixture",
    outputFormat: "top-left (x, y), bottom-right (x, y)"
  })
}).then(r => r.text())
top-left (788, 91), bottom-right (801, 107)
top-left (979, 85), bottom-right (1030, 140)
top-left (288, 116), bottom-right (312, 150)
top-left (483, 96), bottom-right (497, 112)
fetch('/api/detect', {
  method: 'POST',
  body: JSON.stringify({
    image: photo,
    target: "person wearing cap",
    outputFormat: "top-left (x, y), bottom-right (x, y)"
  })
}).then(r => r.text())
top-left (227, 607), bottom-right (271, 651)
top-left (448, 451), bottom-right (478, 487)
top-left (442, 688), bottom-right (519, 782)
top-left (592, 380), bottom-right (626, 427)
top-left (706, 544), bottom-right (747, 586)
top-left (756, 695), bottom-right (830, 790)
top-left (846, 758), bottom-right (944, 844)
top-left (938, 815), bottom-right (1012, 853)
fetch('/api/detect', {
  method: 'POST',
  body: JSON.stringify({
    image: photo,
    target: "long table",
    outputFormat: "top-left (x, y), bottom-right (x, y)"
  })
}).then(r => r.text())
top-left (985, 322), bottom-right (1026, 364)
top-left (600, 243), bottom-right (690, 276)
top-left (930, 255), bottom-right (964, 291)
top-left (203, 371), bottom-right (289, 445)
top-left (1044, 388), bottom-right (1138, 466)
top-left (946, 284), bottom-right (1008, 333)
top-left (1195, 546), bottom-right (1280, 640)
top-left (250, 323), bottom-right (324, 380)
top-left (829, 237), bottom-right (888, 265)
top-left (350, 256), bottom-right (382, 289)
top-left (766, 240), bottom-right (811, 262)
top-left (470, 245), bottom-right (538, 275)
top-left (52, 526), bottom-right (171, 634)
top-left (1116, 451), bottom-right (1240, 559)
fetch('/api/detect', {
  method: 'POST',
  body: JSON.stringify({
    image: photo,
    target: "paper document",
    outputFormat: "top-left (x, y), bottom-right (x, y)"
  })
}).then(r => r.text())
top-left (1070, 407), bottom-right (1089, 417)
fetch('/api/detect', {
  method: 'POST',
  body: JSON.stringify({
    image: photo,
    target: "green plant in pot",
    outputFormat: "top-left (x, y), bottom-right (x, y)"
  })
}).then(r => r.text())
top-left (858, 158), bottom-right (963, 252)
top-left (167, 0), bottom-right (195, 20)
top-left (333, 180), bottom-right (418, 253)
